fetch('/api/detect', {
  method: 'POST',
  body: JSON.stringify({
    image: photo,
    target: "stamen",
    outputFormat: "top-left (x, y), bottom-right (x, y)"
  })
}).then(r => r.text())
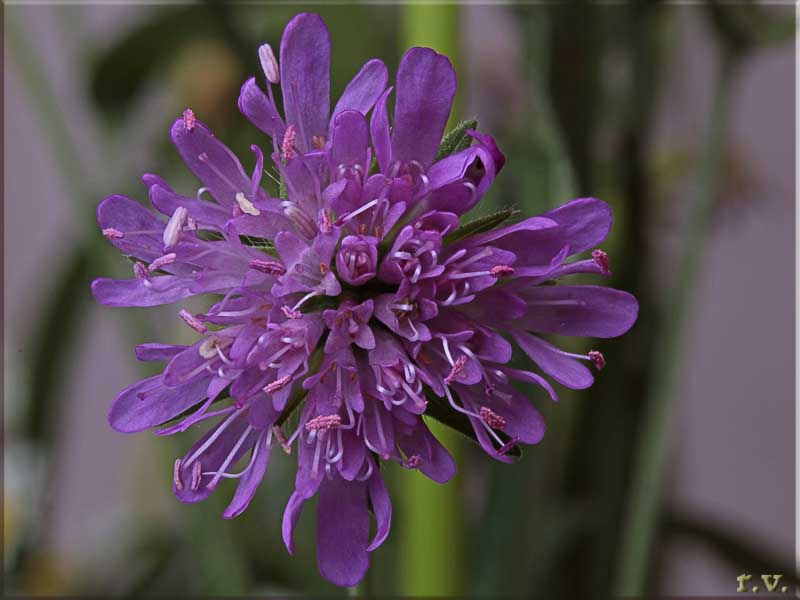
top-left (592, 249), bottom-right (610, 275)
top-left (235, 192), bottom-right (261, 216)
top-left (198, 336), bottom-right (231, 359)
top-left (102, 227), bottom-right (124, 239)
top-left (179, 309), bottom-right (207, 333)
top-left (183, 108), bottom-right (196, 131)
top-left (490, 265), bottom-right (515, 278)
top-left (312, 135), bottom-right (327, 150)
top-left (319, 209), bottom-right (333, 233)
top-left (589, 350), bottom-right (606, 370)
top-left (258, 43), bottom-right (280, 84)
top-left (163, 206), bottom-right (188, 249)
top-left (282, 125), bottom-right (297, 160)
top-left (444, 355), bottom-right (467, 385)
top-left (173, 459), bottom-right (184, 490)
top-left (264, 374), bottom-right (292, 394)
top-left (480, 406), bottom-right (507, 430)
top-left (249, 258), bottom-right (286, 275)
top-left (148, 253), bottom-right (176, 272)
top-left (305, 414), bottom-right (342, 432)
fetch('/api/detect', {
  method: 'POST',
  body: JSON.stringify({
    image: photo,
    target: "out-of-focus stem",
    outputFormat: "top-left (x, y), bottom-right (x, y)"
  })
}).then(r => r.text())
top-left (399, 4), bottom-right (463, 596)
top-left (615, 52), bottom-right (740, 596)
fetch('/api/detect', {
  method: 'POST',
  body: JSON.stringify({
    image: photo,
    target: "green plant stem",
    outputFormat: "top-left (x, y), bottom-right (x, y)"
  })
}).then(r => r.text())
top-left (398, 4), bottom-right (463, 596)
top-left (615, 52), bottom-right (740, 596)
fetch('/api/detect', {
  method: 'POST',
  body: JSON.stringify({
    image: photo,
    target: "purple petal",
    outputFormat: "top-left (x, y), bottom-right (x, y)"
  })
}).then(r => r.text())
top-left (282, 491), bottom-right (306, 555)
top-left (135, 343), bottom-right (186, 362)
top-left (173, 412), bottom-right (255, 504)
top-left (238, 77), bottom-right (286, 140)
top-left (329, 110), bottom-right (369, 172)
top-left (370, 87), bottom-right (392, 173)
top-left (332, 58), bottom-right (389, 120)
top-left (280, 13), bottom-right (331, 152)
top-left (366, 471), bottom-right (392, 551)
top-left (97, 195), bottom-right (164, 261)
top-left (514, 331), bottom-right (593, 389)
top-left (170, 117), bottom-right (252, 208)
top-left (392, 48), bottom-right (457, 169)
top-left (518, 285), bottom-right (639, 338)
top-left (109, 375), bottom-right (209, 433)
top-left (317, 476), bottom-right (370, 587)
top-left (223, 432), bottom-right (272, 519)
top-left (541, 197), bottom-right (613, 255)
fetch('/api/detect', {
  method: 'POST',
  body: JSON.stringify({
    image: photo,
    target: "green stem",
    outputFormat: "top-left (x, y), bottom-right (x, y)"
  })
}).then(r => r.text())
top-left (614, 52), bottom-right (740, 596)
top-left (398, 4), bottom-right (463, 596)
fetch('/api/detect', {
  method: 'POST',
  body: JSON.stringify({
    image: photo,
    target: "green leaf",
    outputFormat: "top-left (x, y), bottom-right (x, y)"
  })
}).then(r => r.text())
top-left (443, 207), bottom-right (518, 245)
top-left (435, 118), bottom-right (478, 161)
top-left (424, 388), bottom-right (522, 459)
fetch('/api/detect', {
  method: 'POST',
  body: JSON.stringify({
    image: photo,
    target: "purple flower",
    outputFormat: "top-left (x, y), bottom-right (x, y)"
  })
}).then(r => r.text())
top-left (93, 12), bottom-right (638, 587)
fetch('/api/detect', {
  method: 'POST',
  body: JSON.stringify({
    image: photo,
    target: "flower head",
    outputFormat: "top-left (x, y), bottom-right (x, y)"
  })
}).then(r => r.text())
top-left (94, 12), bottom-right (638, 587)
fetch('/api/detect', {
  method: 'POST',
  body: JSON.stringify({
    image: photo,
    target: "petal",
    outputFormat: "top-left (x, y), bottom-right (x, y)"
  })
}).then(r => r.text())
top-left (280, 13), bottom-right (331, 151)
top-left (514, 331), bottom-right (594, 389)
top-left (238, 77), bottom-right (286, 140)
top-left (173, 412), bottom-right (255, 504)
top-left (91, 275), bottom-right (227, 307)
top-left (135, 343), bottom-right (186, 362)
top-left (282, 490), bottom-right (306, 555)
top-left (97, 195), bottom-right (164, 261)
top-left (366, 471), bottom-right (392, 551)
top-left (109, 375), bottom-right (209, 433)
top-left (392, 47), bottom-right (457, 169)
top-left (317, 476), bottom-right (370, 587)
top-left (370, 87), bottom-right (393, 173)
top-left (223, 432), bottom-right (272, 519)
top-left (518, 285), bottom-right (639, 338)
top-left (332, 58), bottom-right (389, 120)
top-left (149, 181), bottom-right (229, 229)
top-left (541, 197), bottom-right (613, 255)
top-left (170, 117), bottom-right (252, 208)
top-left (329, 110), bottom-right (369, 172)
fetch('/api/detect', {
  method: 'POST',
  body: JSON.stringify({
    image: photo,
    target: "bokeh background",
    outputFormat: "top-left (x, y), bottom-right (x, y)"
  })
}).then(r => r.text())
top-left (3, 2), bottom-right (795, 597)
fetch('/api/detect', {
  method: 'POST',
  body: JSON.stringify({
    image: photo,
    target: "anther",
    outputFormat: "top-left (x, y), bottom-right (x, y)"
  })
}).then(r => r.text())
top-left (272, 425), bottom-right (292, 454)
top-left (497, 437), bottom-right (519, 457)
top-left (163, 206), bottom-right (188, 250)
top-left (490, 265), bottom-right (515, 278)
top-left (405, 455), bottom-right (423, 469)
top-left (173, 459), bottom-right (184, 491)
top-left (281, 305), bottom-right (302, 320)
top-left (258, 43), bottom-right (280, 84)
top-left (592, 249), bottom-right (610, 275)
top-left (133, 262), bottom-right (148, 279)
top-left (312, 135), bottom-right (326, 150)
top-left (249, 258), bottom-right (286, 276)
top-left (588, 350), bottom-right (606, 370)
top-left (190, 461), bottom-right (202, 491)
top-left (199, 336), bottom-right (231, 359)
top-left (444, 355), bottom-right (467, 385)
top-left (235, 192), bottom-right (261, 216)
top-left (179, 309), bottom-right (207, 333)
top-left (263, 374), bottom-right (292, 394)
top-left (281, 125), bottom-right (297, 160)
top-left (480, 406), bottom-right (507, 430)
top-left (148, 253), bottom-right (176, 272)
top-left (305, 414), bottom-right (342, 432)
top-left (183, 108), bottom-right (196, 131)
top-left (319, 209), bottom-right (333, 233)
top-left (319, 262), bottom-right (329, 275)
top-left (102, 227), bottom-right (124, 239)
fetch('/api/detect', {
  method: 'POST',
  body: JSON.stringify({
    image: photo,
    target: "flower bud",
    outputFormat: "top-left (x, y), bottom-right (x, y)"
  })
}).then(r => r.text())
top-left (335, 235), bottom-right (378, 286)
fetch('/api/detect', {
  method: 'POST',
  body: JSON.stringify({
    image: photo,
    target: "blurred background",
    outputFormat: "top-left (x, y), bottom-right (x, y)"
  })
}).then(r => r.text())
top-left (3, 2), bottom-right (795, 597)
